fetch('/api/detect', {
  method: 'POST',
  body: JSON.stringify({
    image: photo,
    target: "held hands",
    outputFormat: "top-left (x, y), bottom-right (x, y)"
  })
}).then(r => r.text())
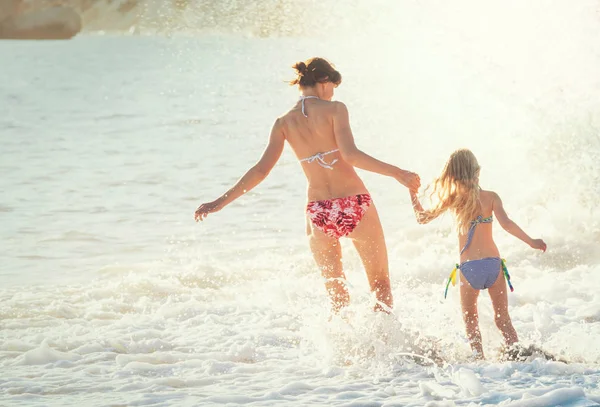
top-left (530, 238), bottom-right (547, 252)
top-left (194, 198), bottom-right (224, 222)
top-left (396, 169), bottom-right (421, 193)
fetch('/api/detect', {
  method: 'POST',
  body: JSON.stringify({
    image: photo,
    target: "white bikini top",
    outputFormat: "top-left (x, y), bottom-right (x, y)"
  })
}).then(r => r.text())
top-left (297, 95), bottom-right (339, 170)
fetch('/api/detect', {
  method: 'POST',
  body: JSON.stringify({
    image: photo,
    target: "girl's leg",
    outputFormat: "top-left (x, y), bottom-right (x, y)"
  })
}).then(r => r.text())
top-left (488, 268), bottom-right (519, 347)
top-left (307, 219), bottom-right (349, 312)
top-left (459, 277), bottom-right (484, 358)
top-left (348, 204), bottom-right (393, 312)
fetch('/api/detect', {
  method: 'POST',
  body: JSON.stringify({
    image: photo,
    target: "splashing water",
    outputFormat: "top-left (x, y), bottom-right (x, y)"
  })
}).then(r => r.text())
top-left (1, 1), bottom-right (600, 405)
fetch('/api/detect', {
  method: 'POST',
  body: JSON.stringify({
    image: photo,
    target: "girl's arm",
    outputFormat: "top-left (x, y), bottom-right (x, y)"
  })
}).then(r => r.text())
top-left (195, 119), bottom-right (285, 222)
top-left (332, 101), bottom-right (420, 192)
top-left (409, 190), bottom-right (444, 224)
top-left (492, 192), bottom-right (547, 251)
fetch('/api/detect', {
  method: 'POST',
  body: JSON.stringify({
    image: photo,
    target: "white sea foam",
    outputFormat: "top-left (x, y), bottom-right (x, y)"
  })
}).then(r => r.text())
top-left (1, 1), bottom-right (600, 405)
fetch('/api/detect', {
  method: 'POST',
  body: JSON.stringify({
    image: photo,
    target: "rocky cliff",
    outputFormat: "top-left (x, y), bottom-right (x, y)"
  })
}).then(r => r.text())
top-left (0, 0), bottom-right (323, 39)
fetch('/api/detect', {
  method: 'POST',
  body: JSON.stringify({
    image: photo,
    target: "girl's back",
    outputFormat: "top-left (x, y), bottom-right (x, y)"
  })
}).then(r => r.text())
top-left (458, 189), bottom-right (500, 263)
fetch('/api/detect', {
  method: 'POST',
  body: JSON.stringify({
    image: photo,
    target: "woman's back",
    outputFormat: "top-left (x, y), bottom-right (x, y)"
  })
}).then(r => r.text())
top-left (281, 98), bottom-right (367, 201)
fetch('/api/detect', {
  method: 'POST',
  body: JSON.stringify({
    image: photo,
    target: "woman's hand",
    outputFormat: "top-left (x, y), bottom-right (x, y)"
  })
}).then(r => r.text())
top-left (194, 198), bottom-right (224, 222)
top-left (396, 169), bottom-right (421, 193)
top-left (193, 119), bottom-right (284, 224)
top-left (529, 238), bottom-right (547, 252)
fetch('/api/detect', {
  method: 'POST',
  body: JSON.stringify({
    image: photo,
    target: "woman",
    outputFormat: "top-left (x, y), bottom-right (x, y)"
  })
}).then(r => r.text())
top-left (195, 57), bottom-right (420, 312)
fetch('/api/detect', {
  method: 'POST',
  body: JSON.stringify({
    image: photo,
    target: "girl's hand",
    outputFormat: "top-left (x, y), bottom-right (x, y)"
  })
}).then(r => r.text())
top-left (530, 238), bottom-right (547, 252)
top-left (194, 199), bottom-right (224, 222)
top-left (396, 169), bottom-right (421, 192)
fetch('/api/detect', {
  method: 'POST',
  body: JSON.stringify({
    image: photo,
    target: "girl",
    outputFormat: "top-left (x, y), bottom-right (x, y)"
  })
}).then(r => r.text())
top-left (194, 57), bottom-right (420, 313)
top-left (409, 149), bottom-right (546, 359)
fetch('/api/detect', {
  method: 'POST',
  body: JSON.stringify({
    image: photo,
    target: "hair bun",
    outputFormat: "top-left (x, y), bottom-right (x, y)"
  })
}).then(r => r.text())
top-left (294, 61), bottom-right (308, 76)
top-left (289, 57), bottom-right (341, 88)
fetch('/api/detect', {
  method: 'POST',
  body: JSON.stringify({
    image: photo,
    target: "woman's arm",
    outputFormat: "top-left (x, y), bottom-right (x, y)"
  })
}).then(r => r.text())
top-left (332, 102), bottom-right (420, 192)
top-left (492, 192), bottom-right (547, 251)
top-left (195, 119), bottom-right (285, 222)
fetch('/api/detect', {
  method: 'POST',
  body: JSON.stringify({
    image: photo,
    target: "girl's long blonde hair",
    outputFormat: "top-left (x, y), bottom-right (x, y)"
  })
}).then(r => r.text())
top-left (425, 149), bottom-right (482, 234)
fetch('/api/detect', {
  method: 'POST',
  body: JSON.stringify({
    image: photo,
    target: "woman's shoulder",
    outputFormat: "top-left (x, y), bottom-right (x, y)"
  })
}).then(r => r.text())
top-left (330, 100), bottom-right (347, 112)
top-left (278, 100), bottom-right (346, 127)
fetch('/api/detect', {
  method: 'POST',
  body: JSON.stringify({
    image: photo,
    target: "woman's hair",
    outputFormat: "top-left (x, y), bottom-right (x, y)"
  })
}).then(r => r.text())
top-left (425, 149), bottom-right (482, 234)
top-left (289, 57), bottom-right (342, 88)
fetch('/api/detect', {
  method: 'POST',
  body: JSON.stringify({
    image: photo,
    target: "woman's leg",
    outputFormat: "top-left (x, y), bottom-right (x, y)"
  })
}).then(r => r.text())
top-left (347, 204), bottom-right (393, 312)
top-left (487, 268), bottom-right (519, 347)
top-left (459, 277), bottom-right (484, 358)
top-left (307, 218), bottom-right (349, 312)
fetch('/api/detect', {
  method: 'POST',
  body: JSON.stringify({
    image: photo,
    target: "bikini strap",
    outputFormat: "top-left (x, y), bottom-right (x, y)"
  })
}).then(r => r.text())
top-left (501, 258), bottom-right (514, 292)
top-left (459, 215), bottom-right (493, 255)
top-left (460, 221), bottom-right (478, 255)
top-left (299, 95), bottom-right (319, 117)
top-left (444, 264), bottom-right (460, 299)
top-left (299, 149), bottom-right (339, 169)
